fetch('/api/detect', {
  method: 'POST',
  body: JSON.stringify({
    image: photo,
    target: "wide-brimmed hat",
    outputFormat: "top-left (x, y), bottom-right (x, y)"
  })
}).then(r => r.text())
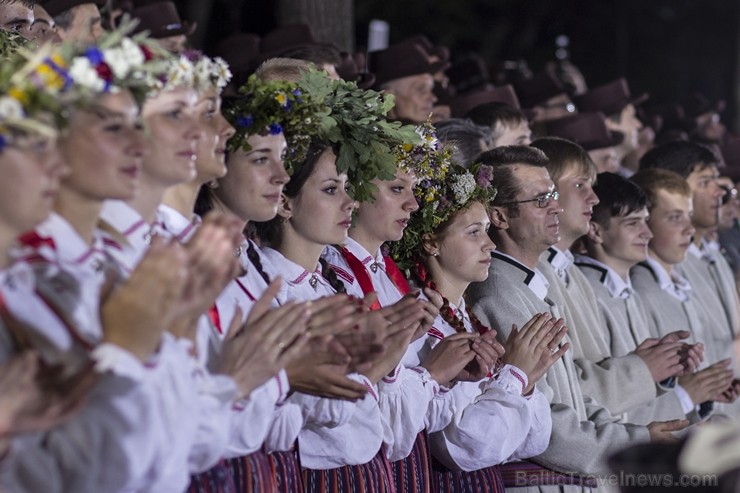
top-left (259, 24), bottom-right (315, 56)
top-left (546, 112), bottom-right (624, 151)
top-left (450, 84), bottom-right (521, 118)
top-left (573, 78), bottom-right (648, 116)
top-left (513, 70), bottom-right (567, 109)
top-left (398, 34), bottom-right (450, 63)
top-left (336, 51), bottom-right (375, 89)
top-left (683, 92), bottom-right (726, 118)
top-left (41, 0), bottom-right (106, 17)
top-left (446, 53), bottom-right (490, 95)
top-left (213, 33), bottom-right (260, 75)
top-left (369, 42), bottom-right (449, 88)
top-left (131, 1), bottom-right (196, 38)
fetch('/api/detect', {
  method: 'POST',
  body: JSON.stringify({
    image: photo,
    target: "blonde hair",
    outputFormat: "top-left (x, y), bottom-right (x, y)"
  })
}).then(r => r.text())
top-left (255, 57), bottom-right (314, 83)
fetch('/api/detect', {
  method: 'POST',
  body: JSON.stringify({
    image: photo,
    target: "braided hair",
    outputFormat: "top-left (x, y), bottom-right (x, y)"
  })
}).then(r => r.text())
top-left (319, 257), bottom-right (347, 294)
top-left (246, 239), bottom-right (271, 285)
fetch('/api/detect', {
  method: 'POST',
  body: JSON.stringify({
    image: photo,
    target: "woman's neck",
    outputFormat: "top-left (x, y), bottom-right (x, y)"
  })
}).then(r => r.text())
top-left (427, 260), bottom-right (467, 308)
top-left (348, 227), bottom-right (383, 257)
top-left (277, 226), bottom-right (325, 273)
top-left (161, 181), bottom-right (201, 221)
top-left (210, 195), bottom-right (248, 233)
top-left (54, 188), bottom-right (104, 246)
top-left (126, 176), bottom-right (167, 224)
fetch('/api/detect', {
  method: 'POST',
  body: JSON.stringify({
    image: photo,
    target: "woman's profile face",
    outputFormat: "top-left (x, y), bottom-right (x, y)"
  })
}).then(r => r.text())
top-left (141, 86), bottom-right (203, 188)
top-left (59, 90), bottom-right (146, 202)
top-left (284, 149), bottom-right (357, 247)
top-left (193, 86), bottom-right (235, 184)
top-left (217, 133), bottom-right (289, 222)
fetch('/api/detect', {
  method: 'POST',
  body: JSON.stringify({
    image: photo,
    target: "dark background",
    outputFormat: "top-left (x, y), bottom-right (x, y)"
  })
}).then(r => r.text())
top-left (179, 0), bottom-right (740, 129)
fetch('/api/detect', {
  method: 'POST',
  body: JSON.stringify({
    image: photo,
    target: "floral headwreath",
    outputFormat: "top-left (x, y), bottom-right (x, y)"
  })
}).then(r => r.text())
top-left (146, 50), bottom-right (232, 96)
top-left (224, 74), bottom-right (329, 173)
top-left (394, 120), bottom-right (452, 184)
top-left (0, 29), bottom-right (58, 143)
top-left (296, 69), bottom-right (420, 202)
top-left (388, 162), bottom-right (497, 273)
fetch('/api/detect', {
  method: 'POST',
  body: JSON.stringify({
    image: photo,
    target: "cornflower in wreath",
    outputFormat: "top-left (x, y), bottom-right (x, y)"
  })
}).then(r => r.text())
top-left (297, 69), bottom-right (420, 202)
top-left (224, 74), bottom-right (329, 174)
top-left (388, 162), bottom-right (497, 274)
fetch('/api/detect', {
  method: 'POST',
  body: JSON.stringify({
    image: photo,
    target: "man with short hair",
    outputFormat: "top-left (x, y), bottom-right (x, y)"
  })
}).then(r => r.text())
top-left (466, 102), bottom-right (532, 147)
top-left (640, 141), bottom-right (740, 379)
top-left (629, 168), bottom-right (735, 417)
top-left (577, 172), bottom-right (707, 424)
top-left (467, 146), bottom-right (686, 487)
top-left (530, 137), bottom-right (694, 419)
top-left (0, 0), bottom-right (34, 39)
top-left (41, 0), bottom-right (103, 44)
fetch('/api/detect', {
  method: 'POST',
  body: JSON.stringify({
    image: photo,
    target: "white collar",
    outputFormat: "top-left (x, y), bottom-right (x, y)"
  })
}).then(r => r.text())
top-left (36, 213), bottom-right (109, 269)
top-left (100, 200), bottom-right (150, 238)
top-left (343, 237), bottom-right (386, 272)
top-left (545, 246), bottom-right (574, 284)
top-left (492, 250), bottom-right (550, 301)
top-left (155, 204), bottom-right (201, 242)
top-left (260, 247), bottom-right (333, 292)
top-left (575, 255), bottom-right (634, 299)
top-left (644, 255), bottom-right (691, 301)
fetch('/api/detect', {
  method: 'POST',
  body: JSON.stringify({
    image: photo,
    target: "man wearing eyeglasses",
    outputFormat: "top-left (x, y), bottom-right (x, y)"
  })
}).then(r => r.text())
top-left (467, 145), bottom-right (686, 487)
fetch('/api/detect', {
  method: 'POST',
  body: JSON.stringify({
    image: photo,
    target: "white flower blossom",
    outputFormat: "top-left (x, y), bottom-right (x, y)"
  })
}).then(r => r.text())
top-left (0, 96), bottom-right (24, 120)
top-left (164, 56), bottom-right (195, 89)
top-left (450, 172), bottom-right (476, 204)
top-left (69, 57), bottom-right (105, 92)
top-left (212, 57), bottom-right (232, 89)
top-left (103, 48), bottom-right (131, 79)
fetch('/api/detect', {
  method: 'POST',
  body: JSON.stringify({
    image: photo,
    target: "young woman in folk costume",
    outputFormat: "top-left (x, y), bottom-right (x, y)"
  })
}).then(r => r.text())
top-left (322, 122), bottom-right (489, 493)
top-left (0, 31), bottom-right (217, 492)
top-left (388, 163), bottom-right (568, 493)
top-left (192, 75), bottom-right (353, 493)
top-left (247, 71), bottom-right (430, 493)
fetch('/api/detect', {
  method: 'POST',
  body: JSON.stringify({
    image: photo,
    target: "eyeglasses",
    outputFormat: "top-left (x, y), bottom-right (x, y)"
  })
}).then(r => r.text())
top-left (500, 190), bottom-right (560, 209)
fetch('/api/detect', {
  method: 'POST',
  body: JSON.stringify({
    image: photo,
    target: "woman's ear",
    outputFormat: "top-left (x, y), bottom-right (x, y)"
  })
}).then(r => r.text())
top-left (421, 232), bottom-right (439, 257)
top-left (587, 220), bottom-right (603, 244)
top-left (276, 193), bottom-right (292, 220)
top-left (489, 206), bottom-right (509, 230)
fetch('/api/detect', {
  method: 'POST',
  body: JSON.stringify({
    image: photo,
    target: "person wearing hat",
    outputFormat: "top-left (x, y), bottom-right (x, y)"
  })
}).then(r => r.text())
top-left (130, 0), bottom-right (195, 53)
top-left (30, 3), bottom-right (61, 43)
top-left (0, 0), bottom-right (34, 39)
top-left (573, 78), bottom-right (646, 171)
top-left (41, 0), bottom-right (104, 44)
top-left (370, 42), bottom-right (448, 124)
top-left (546, 112), bottom-right (624, 174)
top-left (513, 70), bottom-right (576, 124)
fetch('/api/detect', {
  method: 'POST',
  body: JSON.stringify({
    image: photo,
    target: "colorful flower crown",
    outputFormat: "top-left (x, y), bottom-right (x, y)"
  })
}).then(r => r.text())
top-left (394, 120), bottom-right (452, 184)
top-left (224, 74), bottom-right (329, 173)
top-left (388, 162), bottom-right (497, 273)
top-left (296, 69), bottom-right (420, 202)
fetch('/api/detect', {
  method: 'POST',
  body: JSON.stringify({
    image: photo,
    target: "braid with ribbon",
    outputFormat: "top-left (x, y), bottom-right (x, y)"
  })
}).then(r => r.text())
top-left (319, 258), bottom-right (347, 294)
top-left (245, 240), bottom-right (271, 285)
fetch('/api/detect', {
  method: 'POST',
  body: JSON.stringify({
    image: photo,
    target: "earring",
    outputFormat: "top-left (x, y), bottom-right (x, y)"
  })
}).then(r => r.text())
top-left (433, 252), bottom-right (439, 257)
top-left (207, 180), bottom-right (219, 189)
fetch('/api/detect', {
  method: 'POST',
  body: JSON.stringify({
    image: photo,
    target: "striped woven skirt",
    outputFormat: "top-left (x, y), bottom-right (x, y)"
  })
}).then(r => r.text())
top-left (187, 459), bottom-right (237, 493)
top-left (269, 449), bottom-right (304, 493)
top-left (225, 449), bottom-right (277, 493)
top-left (389, 431), bottom-right (433, 493)
top-left (302, 451), bottom-right (393, 493)
top-left (432, 457), bottom-right (504, 493)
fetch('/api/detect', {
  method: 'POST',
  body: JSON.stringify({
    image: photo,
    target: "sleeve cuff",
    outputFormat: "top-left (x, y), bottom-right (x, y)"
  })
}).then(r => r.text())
top-left (674, 384), bottom-right (698, 414)
top-left (491, 364), bottom-right (528, 395)
top-left (91, 343), bottom-right (145, 381)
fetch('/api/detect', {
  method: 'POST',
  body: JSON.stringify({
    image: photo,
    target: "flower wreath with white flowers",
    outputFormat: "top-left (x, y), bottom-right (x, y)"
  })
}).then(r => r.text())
top-left (388, 162), bottom-right (497, 274)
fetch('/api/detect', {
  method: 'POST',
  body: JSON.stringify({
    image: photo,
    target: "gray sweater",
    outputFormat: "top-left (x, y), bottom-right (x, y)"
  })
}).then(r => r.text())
top-left (468, 251), bottom-right (650, 490)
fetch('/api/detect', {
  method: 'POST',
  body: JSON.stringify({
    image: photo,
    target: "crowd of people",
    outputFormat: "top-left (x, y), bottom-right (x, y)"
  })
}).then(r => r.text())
top-left (1, 0), bottom-right (740, 492)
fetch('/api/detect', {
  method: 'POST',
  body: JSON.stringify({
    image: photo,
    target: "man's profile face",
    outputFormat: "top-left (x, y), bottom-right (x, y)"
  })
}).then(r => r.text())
top-left (0, 2), bottom-right (34, 39)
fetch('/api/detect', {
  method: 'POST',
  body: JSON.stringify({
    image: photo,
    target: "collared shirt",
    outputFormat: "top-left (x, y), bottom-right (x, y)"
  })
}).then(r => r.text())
top-left (323, 237), bottom-right (404, 307)
top-left (644, 256), bottom-right (692, 302)
top-left (491, 250), bottom-right (550, 301)
top-left (156, 204), bottom-right (201, 242)
top-left (574, 255), bottom-right (634, 300)
top-left (99, 200), bottom-right (156, 273)
top-left (260, 247), bottom-right (336, 303)
top-left (546, 246), bottom-right (574, 285)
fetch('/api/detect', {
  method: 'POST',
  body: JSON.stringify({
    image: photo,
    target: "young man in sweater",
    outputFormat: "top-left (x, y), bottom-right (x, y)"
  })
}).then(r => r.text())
top-left (529, 137), bottom-right (695, 419)
top-left (576, 172), bottom-right (709, 424)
